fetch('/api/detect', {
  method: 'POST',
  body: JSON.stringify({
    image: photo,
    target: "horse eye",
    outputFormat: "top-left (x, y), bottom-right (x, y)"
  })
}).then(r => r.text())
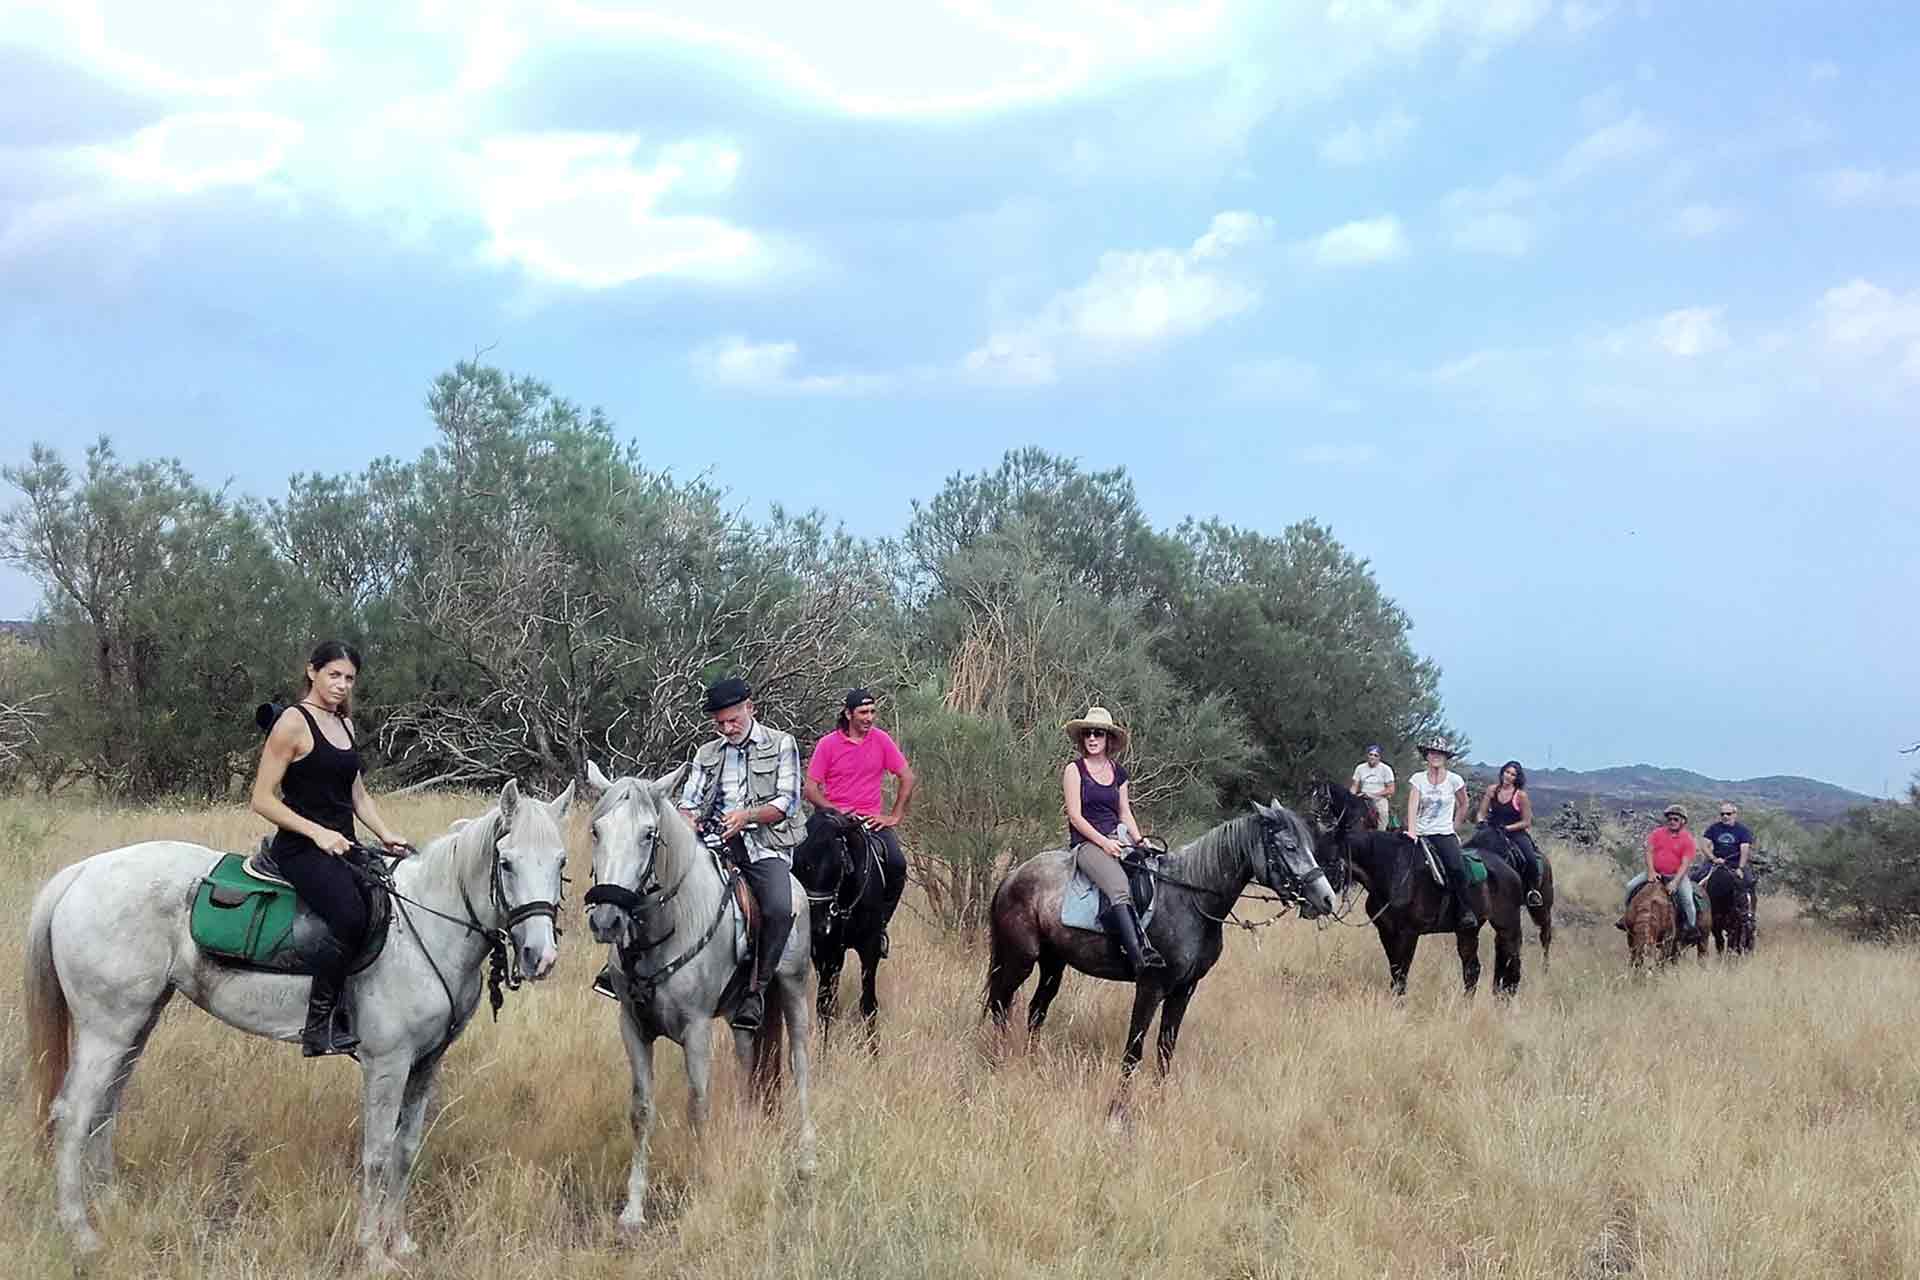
top-left (499, 859), bottom-right (516, 875)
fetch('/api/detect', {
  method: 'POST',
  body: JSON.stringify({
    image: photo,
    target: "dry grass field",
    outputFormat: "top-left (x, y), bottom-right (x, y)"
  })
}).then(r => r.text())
top-left (4, 792), bottom-right (1919, 1279)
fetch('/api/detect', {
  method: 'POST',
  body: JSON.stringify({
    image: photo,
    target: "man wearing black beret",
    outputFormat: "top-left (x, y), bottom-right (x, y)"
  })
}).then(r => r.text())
top-left (674, 676), bottom-right (805, 1032)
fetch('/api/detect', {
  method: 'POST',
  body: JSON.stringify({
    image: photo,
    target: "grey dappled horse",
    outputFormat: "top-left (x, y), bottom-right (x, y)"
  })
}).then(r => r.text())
top-left (582, 762), bottom-right (816, 1231)
top-left (985, 802), bottom-right (1336, 1112)
top-left (25, 780), bottom-right (573, 1268)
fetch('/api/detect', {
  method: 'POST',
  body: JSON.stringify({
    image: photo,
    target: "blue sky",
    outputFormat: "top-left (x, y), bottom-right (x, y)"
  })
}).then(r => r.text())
top-left (3, 1), bottom-right (1916, 796)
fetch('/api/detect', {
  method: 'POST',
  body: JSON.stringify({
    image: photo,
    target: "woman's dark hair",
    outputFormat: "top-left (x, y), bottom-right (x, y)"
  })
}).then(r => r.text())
top-left (1500, 760), bottom-right (1527, 790)
top-left (303, 640), bottom-right (363, 716)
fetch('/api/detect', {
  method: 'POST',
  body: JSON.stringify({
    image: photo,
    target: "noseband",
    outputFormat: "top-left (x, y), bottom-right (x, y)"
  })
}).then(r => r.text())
top-left (1256, 814), bottom-right (1332, 915)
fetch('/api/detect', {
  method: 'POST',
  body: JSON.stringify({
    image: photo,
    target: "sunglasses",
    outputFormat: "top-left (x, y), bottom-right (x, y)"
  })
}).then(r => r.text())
top-left (1720, 811), bottom-right (1736, 818)
top-left (1083, 729), bottom-right (1108, 738)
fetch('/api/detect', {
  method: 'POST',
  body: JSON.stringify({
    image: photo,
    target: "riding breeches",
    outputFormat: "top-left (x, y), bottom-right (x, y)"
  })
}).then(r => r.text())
top-left (733, 847), bottom-right (795, 991)
top-left (1624, 872), bottom-right (1697, 928)
top-left (1073, 843), bottom-right (1132, 907)
top-left (272, 837), bottom-right (371, 974)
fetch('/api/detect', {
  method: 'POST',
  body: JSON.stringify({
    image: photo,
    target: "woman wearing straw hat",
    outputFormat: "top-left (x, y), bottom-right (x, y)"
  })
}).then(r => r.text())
top-left (1405, 736), bottom-right (1479, 932)
top-left (1061, 706), bottom-right (1164, 973)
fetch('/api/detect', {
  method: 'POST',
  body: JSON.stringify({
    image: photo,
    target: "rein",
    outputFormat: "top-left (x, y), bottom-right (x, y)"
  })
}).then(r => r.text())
top-left (1141, 818), bottom-right (1331, 931)
top-left (1310, 790), bottom-right (1397, 929)
top-left (588, 820), bottom-right (741, 1006)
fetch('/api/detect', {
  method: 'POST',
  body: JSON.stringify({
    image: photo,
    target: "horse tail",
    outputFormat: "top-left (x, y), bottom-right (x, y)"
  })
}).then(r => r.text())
top-left (25, 862), bottom-right (84, 1147)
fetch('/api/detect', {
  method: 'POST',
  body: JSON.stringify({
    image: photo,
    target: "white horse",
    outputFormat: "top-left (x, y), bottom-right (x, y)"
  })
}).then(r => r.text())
top-left (25, 779), bottom-right (574, 1267)
top-left (581, 762), bottom-right (816, 1230)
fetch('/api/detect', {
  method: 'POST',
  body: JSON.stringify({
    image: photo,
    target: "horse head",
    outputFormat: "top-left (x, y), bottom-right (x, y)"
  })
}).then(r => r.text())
top-left (482, 776), bottom-right (575, 982)
top-left (793, 810), bottom-right (863, 936)
top-left (1250, 799), bottom-right (1338, 917)
top-left (582, 760), bottom-right (690, 949)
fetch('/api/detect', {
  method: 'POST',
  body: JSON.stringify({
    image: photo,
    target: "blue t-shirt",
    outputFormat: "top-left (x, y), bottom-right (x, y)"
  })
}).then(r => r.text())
top-left (1702, 822), bottom-right (1753, 864)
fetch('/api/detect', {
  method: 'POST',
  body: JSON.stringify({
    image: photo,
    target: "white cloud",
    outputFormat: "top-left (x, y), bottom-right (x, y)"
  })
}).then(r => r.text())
top-left (85, 111), bottom-right (303, 194)
top-left (1814, 167), bottom-right (1920, 209)
top-left (463, 133), bottom-right (765, 287)
top-left (1442, 175), bottom-right (1541, 256)
top-left (1301, 215), bottom-right (1407, 267)
top-left (1319, 109), bottom-right (1416, 167)
top-left (1556, 111), bottom-right (1661, 181)
top-left (690, 336), bottom-right (894, 395)
top-left (1561, 2), bottom-right (1614, 36)
top-left (964, 211), bottom-right (1274, 385)
top-left (1667, 203), bottom-right (1738, 239)
top-left (1816, 280), bottom-right (1920, 377)
top-left (1808, 60), bottom-right (1839, 84)
top-left (1595, 306), bottom-right (1731, 359)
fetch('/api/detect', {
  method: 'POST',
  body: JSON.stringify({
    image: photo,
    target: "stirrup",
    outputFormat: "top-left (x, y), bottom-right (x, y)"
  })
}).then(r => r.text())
top-left (876, 929), bottom-right (890, 960)
top-left (730, 989), bottom-right (765, 1032)
top-left (591, 964), bottom-right (621, 1002)
top-left (1525, 889), bottom-right (1544, 907)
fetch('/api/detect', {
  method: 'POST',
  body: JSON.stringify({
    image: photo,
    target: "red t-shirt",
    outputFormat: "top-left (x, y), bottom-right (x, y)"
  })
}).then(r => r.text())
top-left (806, 727), bottom-right (908, 817)
top-left (1647, 827), bottom-right (1696, 876)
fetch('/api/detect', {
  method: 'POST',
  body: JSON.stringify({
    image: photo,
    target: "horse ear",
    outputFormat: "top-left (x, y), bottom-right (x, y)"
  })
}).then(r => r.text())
top-left (498, 777), bottom-right (522, 825)
top-left (549, 779), bottom-right (576, 819)
top-left (585, 760), bottom-right (615, 796)
top-left (653, 762), bottom-right (692, 802)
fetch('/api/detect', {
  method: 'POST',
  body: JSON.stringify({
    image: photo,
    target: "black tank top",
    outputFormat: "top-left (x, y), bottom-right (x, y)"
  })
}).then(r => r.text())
top-left (1068, 757), bottom-right (1128, 846)
top-left (1487, 788), bottom-right (1522, 829)
top-left (274, 705), bottom-right (360, 847)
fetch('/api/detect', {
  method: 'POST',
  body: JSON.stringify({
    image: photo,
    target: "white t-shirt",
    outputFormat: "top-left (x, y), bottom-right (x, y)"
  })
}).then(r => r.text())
top-left (1352, 761), bottom-right (1394, 798)
top-left (1409, 770), bottom-right (1465, 836)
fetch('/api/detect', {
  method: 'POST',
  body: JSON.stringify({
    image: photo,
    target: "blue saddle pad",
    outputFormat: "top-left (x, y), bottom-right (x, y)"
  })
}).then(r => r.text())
top-left (1060, 854), bottom-right (1159, 934)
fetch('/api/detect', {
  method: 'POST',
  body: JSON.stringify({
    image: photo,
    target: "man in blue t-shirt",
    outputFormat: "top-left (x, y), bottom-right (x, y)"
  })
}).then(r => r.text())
top-left (1700, 802), bottom-right (1757, 897)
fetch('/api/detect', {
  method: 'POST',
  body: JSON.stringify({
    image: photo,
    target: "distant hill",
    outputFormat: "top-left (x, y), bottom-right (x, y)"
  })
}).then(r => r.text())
top-left (1464, 761), bottom-right (1876, 826)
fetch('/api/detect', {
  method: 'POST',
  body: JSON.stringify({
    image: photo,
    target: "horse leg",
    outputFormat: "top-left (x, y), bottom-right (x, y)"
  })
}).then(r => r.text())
top-left (1026, 955), bottom-right (1067, 1035)
top-left (983, 932), bottom-right (1037, 1062)
top-left (83, 991), bottom-right (173, 1207)
top-left (1155, 984), bottom-right (1198, 1078)
top-left (383, 1052), bottom-right (446, 1259)
top-left (1493, 922), bottom-right (1522, 997)
top-left (616, 1012), bottom-right (658, 1231)
top-left (1457, 926), bottom-right (1482, 995)
top-left (815, 947), bottom-right (845, 1046)
top-left (856, 938), bottom-right (882, 1056)
top-left (1109, 980), bottom-right (1164, 1124)
top-left (51, 1027), bottom-right (144, 1251)
top-left (1379, 925), bottom-right (1416, 997)
top-left (778, 975), bottom-right (818, 1178)
top-left (356, 1057), bottom-right (410, 1268)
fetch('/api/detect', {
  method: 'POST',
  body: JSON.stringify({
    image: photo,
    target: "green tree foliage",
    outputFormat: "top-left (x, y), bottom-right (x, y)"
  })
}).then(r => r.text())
top-left (1159, 518), bottom-right (1452, 802)
top-left (0, 441), bottom-right (326, 798)
top-left (1777, 786), bottom-right (1920, 937)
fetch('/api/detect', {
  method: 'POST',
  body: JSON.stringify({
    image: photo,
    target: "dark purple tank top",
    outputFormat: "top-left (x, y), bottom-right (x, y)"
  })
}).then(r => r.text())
top-left (273, 705), bottom-right (360, 848)
top-left (1068, 757), bottom-right (1128, 846)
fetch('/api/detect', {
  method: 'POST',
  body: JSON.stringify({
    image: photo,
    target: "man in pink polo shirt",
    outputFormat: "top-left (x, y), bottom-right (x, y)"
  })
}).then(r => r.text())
top-left (805, 688), bottom-right (915, 956)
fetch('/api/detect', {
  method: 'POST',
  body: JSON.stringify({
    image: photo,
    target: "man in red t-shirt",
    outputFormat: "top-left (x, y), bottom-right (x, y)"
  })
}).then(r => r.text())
top-left (805, 688), bottom-right (915, 955)
top-left (1619, 803), bottom-right (1700, 939)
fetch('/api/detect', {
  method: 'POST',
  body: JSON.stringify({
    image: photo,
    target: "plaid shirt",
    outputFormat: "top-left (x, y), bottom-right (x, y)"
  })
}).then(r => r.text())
top-left (679, 719), bottom-right (801, 862)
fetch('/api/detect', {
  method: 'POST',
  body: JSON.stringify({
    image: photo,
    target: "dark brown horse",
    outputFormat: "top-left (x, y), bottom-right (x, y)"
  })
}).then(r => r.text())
top-left (1311, 782), bottom-right (1552, 996)
top-left (1698, 862), bottom-right (1754, 955)
top-left (984, 803), bottom-right (1336, 1107)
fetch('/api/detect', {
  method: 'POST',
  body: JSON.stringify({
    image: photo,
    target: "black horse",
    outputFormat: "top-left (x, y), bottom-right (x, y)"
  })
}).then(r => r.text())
top-left (1311, 781), bottom-right (1553, 996)
top-left (1698, 861), bottom-right (1754, 954)
top-left (791, 810), bottom-right (899, 1046)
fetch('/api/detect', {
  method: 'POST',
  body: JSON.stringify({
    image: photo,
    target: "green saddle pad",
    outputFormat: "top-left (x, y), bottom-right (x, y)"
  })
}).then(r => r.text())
top-left (1462, 851), bottom-right (1489, 886)
top-left (190, 853), bottom-right (389, 974)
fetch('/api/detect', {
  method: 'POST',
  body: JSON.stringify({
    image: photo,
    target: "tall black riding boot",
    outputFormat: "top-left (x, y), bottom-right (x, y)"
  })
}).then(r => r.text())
top-left (1102, 903), bottom-right (1166, 975)
top-left (732, 910), bottom-right (794, 1033)
top-left (1450, 880), bottom-right (1481, 932)
top-left (302, 938), bottom-right (359, 1058)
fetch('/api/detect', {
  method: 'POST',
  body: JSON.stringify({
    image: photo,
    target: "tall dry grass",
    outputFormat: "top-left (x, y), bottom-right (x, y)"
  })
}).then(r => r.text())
top-left (4, 792), bottom-right (1919, 1278)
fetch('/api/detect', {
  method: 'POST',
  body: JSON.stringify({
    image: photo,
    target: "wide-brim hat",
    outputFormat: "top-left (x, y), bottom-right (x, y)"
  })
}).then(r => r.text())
top-left (1416, 736), bottom-right (1459, 758)
top-left (1663, 803), bottom-right (1689, 821)
top-left (1062, 706), bottom-right (1129, 755)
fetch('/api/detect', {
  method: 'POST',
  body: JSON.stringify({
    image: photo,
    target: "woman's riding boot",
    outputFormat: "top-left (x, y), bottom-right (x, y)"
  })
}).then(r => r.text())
top-left (1103, 903), bottom-right (1166, 975)
top-left (1524, 857), bottom-right (1545, 908)
top-left (302, 939), bottom-right (359, 1058)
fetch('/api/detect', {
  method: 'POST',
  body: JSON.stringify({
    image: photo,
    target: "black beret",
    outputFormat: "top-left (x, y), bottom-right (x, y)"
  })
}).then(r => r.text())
top-left (703, 676), bottom-right (752, 714)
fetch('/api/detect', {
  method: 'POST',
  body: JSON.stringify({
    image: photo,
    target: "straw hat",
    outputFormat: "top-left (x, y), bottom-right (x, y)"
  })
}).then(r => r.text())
top-left (1062, 706), bottom-right (1130, 755)
top-left (1416, 736), bottom-right (1459, 758)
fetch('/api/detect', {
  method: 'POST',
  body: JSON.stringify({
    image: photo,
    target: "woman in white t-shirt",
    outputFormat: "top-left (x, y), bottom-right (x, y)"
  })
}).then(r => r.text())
top-left (1404, 737), bottom-right (1478, 930)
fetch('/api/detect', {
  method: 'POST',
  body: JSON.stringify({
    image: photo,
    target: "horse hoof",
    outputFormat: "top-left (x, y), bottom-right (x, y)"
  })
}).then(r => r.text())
top-left (617, 1209), bottom-right (648, 1234)
top-left (393, 1233), bottom-right (419, 1259)
top-left (68, 1225), bottom-right (103, 1255)
top-left (795, 1131), bottom-right (819, 1179)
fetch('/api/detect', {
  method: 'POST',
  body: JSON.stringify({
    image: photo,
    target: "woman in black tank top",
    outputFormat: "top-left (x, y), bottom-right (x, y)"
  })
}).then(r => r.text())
top-left (1060, 706), bottom-right (1162, 973)
top-left (1474, 760), bottom-right (1546, 906)
top-left (249, 640), bottom-right (413, 1056)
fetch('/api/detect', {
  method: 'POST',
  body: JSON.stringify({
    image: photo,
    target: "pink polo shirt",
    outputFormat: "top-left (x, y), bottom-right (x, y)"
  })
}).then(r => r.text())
top-left (1647, 826), bottom-right (1696, 877)
top-left (807, 727), bottom-right (908, 817)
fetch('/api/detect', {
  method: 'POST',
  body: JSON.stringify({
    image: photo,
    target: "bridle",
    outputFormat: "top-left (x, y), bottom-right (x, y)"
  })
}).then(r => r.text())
top-left (583, 807), bottom-right (737, 1005)
top-left (797, 817), bottom-right (879, 935)
top-left (1147, 810), bottom-right (1333, 927)
top-left (361, 816), bottom-right (565, 1053)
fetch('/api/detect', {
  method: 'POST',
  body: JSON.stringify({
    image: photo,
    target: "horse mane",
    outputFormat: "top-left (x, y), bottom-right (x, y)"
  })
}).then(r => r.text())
top-left (634, 780), bottom-right (729, 940)
top-left (396, 791), bottom-right (563, 904)
top-left (1162, 813), bottom-right (1259, 891)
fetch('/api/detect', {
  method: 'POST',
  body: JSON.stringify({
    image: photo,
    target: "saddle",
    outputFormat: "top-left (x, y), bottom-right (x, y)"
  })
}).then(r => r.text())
top-left (189, 842), bottom-right (391, 975)
top-left (1414, 839), bottom-right (1487, 889)
top-left (1060, 846), bottom-right (1160, 935)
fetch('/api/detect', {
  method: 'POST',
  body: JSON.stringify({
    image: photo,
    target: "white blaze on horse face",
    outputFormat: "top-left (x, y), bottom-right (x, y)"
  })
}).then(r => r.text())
top-left (499, 795), bottom-right (567, 981)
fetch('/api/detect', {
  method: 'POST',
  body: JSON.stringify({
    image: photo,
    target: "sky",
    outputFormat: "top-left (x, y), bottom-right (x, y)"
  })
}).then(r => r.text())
top-left (2, 1), bottom-right (1916, 797)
